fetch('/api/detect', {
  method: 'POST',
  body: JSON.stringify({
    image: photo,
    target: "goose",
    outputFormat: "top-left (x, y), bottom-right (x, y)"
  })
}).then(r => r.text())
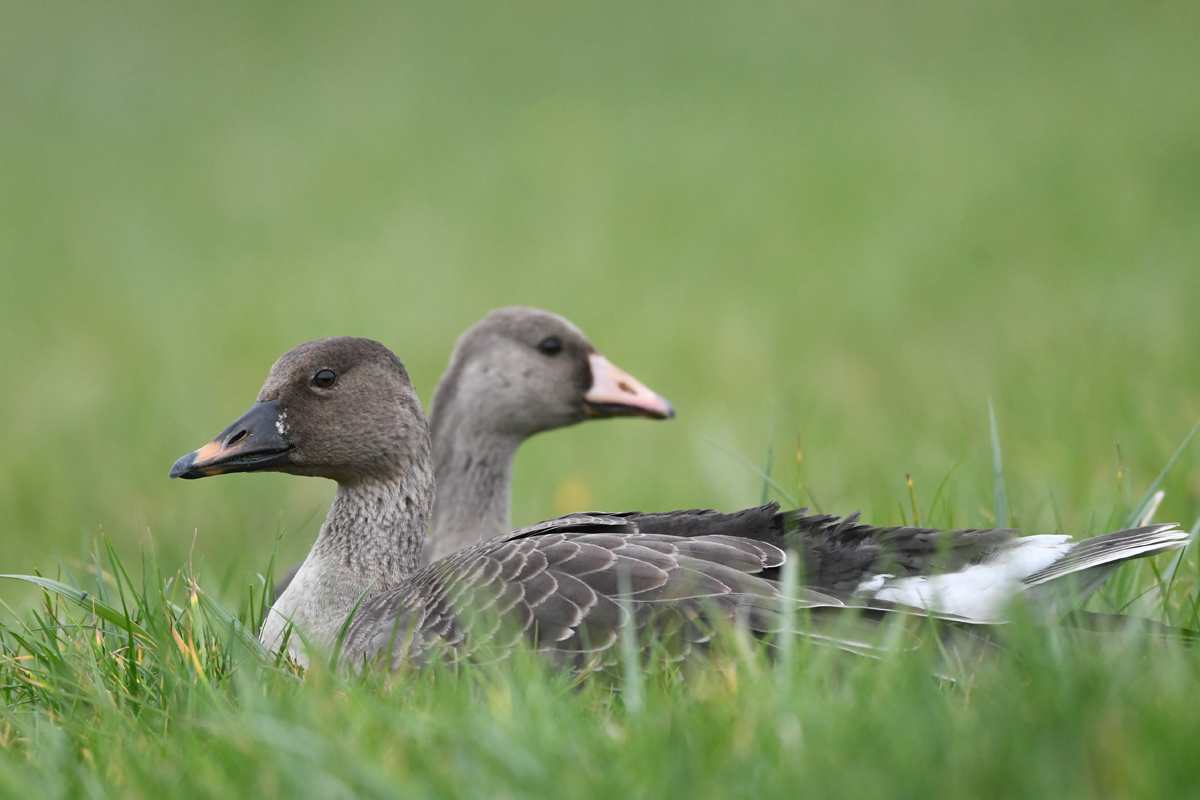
top-left (169, 337), bottom-right (1188, 669)
top-left (273, 307), bottom-right (675, 595)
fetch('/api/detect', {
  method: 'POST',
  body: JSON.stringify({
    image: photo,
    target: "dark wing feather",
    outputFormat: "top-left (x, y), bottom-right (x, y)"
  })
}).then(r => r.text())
top-left (507, 504), bottom-right (1020, 593)
top-left (611, 505), bottom-right (784, 541)
top-left (503, 514), bottom-right (638, 540)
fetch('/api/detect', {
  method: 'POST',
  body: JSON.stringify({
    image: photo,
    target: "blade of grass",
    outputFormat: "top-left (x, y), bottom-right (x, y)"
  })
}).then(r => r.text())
top-left (0, 575), bottom-right (153, 645)
top-left (330, 577), bottom-right (381, 670)
top-left (989, 399), bottom-right (1009, 528)
top-left (776, 550), bottom-right (800, 693)
top-left (1135, 490), bottom-right (1165, 527)
top-left (927, 456), bottom-right (963, 529)
top-left (760, 405), bottom-right (776, 506)
top-left (89, 549), bottom-right (111, 606)
top-left (1160, 513), bottom-right (1200, 621)
top-left (190, 580), bottom-right (273, 663)
top-left (616, 567), bottom-right (643, 714)
top-left (1125, 416), bottom-right (1200, 529)
top-left (1116, 444), bottom-right (1131, 526)
top-left (704, 437), bottom-right (799, 508)
top-left (906, 474), bottom-right (921, 527)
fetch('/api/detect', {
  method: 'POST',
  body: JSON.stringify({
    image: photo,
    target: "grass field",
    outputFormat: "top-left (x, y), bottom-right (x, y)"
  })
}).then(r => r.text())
top-left (2, 0), bottom-right (1200, 796)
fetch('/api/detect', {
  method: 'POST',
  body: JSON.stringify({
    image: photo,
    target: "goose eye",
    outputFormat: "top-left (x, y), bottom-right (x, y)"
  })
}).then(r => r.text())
top-left (537, 337), bottom-right (563, 356)
top-left (312, 369), bottom-right (338, 389)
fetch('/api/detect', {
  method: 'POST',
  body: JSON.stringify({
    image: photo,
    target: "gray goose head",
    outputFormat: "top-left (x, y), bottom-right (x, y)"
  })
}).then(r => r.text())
top-left (430, 307), bottom-right (673, 442)
top-left (424, 307), bottom-right (673, 562)
top-left (171, 336), bottom-right (430, 489)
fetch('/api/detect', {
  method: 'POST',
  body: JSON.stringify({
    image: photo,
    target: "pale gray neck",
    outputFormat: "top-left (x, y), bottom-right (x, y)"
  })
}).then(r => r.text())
top-left (426, 421), bottom-right (521, 562)
top-left (262, 466), bottom-right (433, 660)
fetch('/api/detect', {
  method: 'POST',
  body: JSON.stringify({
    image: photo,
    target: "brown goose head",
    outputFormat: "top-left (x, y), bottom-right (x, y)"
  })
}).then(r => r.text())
top-left (170, 337), bottom-right (430, 486)
top-left (429, 307), bottom-right (674, 441)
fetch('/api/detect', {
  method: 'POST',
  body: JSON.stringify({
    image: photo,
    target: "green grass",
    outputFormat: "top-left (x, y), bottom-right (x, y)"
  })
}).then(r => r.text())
top-left (2, 540), bottom-right (1200, 798)
top-left (3, 0), bottom-right (1200, 795)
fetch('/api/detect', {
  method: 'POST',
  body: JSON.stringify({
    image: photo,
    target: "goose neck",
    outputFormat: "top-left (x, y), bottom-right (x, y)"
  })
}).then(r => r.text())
top-left (262, 465), bottom-right (433, 659)
top-left (428, 423), bottom-right (522, 561)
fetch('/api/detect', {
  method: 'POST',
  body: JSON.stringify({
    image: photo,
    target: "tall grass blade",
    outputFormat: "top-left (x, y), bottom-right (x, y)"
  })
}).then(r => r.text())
top-left (989, 399), bottom-right (1009, 528)
top-left (0, 574), bottom-right (153, 645)
top-left (1116, 444), bottom-right (1131, 524)
top-left (704, 437), bottom-right (799, 508)
top-left (906, 474), bottom-right (920, 527)
top-left (777, 550), bottom-right (800, 692)
top-left (330, 577), bottom-right (381, 670)
top-left (89, 549), bottom-right (111, 606)
top-left (760, 405), bottom-right (776, 505)
top-left (191, 581), bottom-right (273, 662)
top-left (1124, 416), bottom-right (1200, 529)
top-left (1135, 490), bottom-right (1165, 527)
top-left (616, 567), bottom-right (642, 714)
top-left (927, 456), bottom-right (963, 529)
top-left (1160, 513), bottom-right (1200, 616)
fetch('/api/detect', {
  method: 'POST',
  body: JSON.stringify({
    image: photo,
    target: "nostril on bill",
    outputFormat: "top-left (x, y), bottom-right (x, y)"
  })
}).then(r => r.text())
top-left (618, 381), bottom-right (636, 395)
top-left (227, 429), bottom-right (249, 447)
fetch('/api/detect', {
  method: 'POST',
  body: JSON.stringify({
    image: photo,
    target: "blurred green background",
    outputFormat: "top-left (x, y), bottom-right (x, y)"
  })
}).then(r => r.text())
top-left (2, 0), bottom-right (1198, 592)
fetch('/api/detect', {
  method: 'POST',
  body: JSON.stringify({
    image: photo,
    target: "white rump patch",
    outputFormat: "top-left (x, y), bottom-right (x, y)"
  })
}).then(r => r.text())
top-left (854, 573), bottom-right (892, 595)
top-left (863, 535), bottom-right (1075, 621)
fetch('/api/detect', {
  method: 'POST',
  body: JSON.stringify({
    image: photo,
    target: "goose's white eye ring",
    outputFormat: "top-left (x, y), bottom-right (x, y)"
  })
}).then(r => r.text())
top-left (312, 369), bottom-right (338, 389)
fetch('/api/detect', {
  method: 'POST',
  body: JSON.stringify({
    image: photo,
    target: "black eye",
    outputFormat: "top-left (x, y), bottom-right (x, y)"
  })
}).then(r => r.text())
top-left (312, 369), bottom-right (337, 389)
top-left (537, 337), bottom-right (563, 356)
